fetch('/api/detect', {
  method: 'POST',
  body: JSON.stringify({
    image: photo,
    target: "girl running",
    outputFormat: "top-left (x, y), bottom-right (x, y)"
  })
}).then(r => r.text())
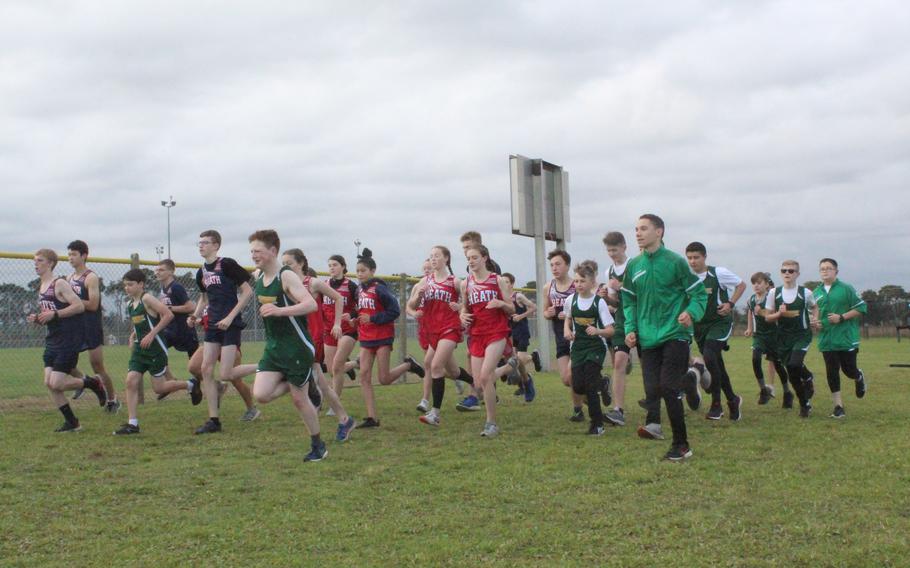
top-left (744, 272), bottom-right (789, 405)
top-left (461, 244), bottom-right (514, 437)
top-left (405, 259), bottom-right (433, 413)
top-left (408, 247), bottom-right (474, 426)
top-left (543, 250), bottom-right (584, 422)
top-left (281, 249), bottom-right (357, 441)
top-left (322, 255), bottom-right (359, 402)
top-left (356, 249), bottom-right (425, 428)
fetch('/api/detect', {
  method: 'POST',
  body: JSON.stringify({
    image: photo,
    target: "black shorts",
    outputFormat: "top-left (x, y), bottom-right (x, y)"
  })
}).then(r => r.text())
top-left (204, 326), bottom-right (242, 347)
top-left (553, 327), bottom-right (571, 359)
top-left (512, 335), bottom-right (530, 352)
top-left (80, 322), bottom-right (104, 351)
top-left (612, 342), bottom-right (642, 358)
top-left (44, 347), bottom-right (79, 374)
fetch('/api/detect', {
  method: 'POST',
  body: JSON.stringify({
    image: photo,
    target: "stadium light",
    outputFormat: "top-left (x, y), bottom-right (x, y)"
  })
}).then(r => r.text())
top-left (155, 245), bottom-right (164, 261)
top-left (354, 239), bottom-right (362, 258)
top-left (160, 196), bottom-right (176, 259)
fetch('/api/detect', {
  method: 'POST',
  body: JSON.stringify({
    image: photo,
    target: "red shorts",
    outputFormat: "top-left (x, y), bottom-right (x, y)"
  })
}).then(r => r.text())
top-left (468, 332), bottom-right (511, 358)
top-left (324, 330), bottom-right (357, 348)
top-left (426, 328), bottom-right (463, 351)
top-left (418, 327), bottom-right (429, 351)
top-left (312, 334), bottom-right (325, 364)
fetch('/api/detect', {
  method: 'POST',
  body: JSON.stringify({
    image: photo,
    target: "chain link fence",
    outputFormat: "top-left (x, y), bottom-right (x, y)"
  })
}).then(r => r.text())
top-left (0, 251), bottom-right (541, 412)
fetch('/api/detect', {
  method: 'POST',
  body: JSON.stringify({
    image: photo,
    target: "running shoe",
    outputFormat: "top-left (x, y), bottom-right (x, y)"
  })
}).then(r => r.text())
top-left (706, 403), bottom-right (724, 421)
top-left (189, 378), bottom-right (203, 406)
top-left (802, 372), bottom-right (815, 400)
top-left (830, 405), bottom-right (846, 419)
top-left (240, 407), bottom-right (261, 422)
top-left (359, 417), bottom-right (380, 428)
top-left (346, 368), bottom-right (357, 381)
top-left (505, 357), bottom-right (521, 385)
top-left (336, 417), bottom-right (356, 441)
top-left (72, 387), bottom-right (85, 400)
top-left (418, 412), bottom-right (440, 426)
top-left (569, 408), bottom-right (585, 422)
top-left (601, 375), bottom-right (612, 408)
top-left (113, 423), bottom-right (140, 435)
top-left (605, 408), bottom-right (625, 427)
top-left (406, 355), bottom-right (426, 378)
top-left (456, 395), bottom-right (480, 412)
top-left (637, 423), bottom-right (664, 440)
top-left (855, 369), bottom-right (867, 399)
top-left (799, 403), bottom-right (812, 418)
top-left (514, 385), bottom-right (525, 396)
top-left (531, 350), bottom-right (542, 372)
top-left (454, 379), bottom-right (466, 395)
top-left (105, 399), bottom-right (122, 414)
top-left (304, 442), bottom-right (328, 462)
top-left (728, 395), bottom-right (743, 422)
top-left (416, 399), bottom-right (430, 413)
top-left (684, 368), bottom-right (701, 411)
top-left (524, 376), bottom-right (536, 403)
top-left (84, 376), bottom-right (108, 407)
top-left (664, 444), bottom-right (693, 462)
top-left (758, 386), bottom-right (773, 405)
top-left (480, 422), bottom-right (500, 437)
top-left (308, 381), bottom-right (322, 410)
top-left (697, 364), bottom-right (712, 391)
top-left (587, 425), bottom-right (605, 436)
top-left (55, 421), bottom-right (82, 433)
top-left (194, 419), bottom-right (222, 434)
top-left (782, 390), bottom-right (794, 409)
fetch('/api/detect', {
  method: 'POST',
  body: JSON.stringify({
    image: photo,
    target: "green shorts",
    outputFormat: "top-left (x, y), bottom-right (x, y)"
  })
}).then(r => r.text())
top-left (694, 319), bottom-right (733, 351)
top-left (257, 344), bottom-right (314, 387)
top-left (751, 334), bottom-right (779, 360)
top-left (128, 347), bottom-right (168, 377)
top-left (777, 331), bottom-right (812, 364)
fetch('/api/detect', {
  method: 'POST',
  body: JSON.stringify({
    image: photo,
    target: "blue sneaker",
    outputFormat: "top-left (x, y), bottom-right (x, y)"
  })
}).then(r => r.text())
top-left (524, 376), bottom-right (536, 403)
top-left (336, 417), bottom-right (356, 442)
top-left (304, 442), bottom-right (328, 462)
top-left (456, 395), bottom-right (480, 412)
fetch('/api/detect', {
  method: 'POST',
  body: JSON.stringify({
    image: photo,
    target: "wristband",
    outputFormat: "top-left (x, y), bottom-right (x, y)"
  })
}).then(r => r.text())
top-left (838, 313), bottom-right (845, 323)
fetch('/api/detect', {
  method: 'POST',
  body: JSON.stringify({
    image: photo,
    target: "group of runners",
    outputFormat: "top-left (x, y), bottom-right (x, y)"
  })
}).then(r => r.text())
top-left (28, 214), bottom-right (868, 461)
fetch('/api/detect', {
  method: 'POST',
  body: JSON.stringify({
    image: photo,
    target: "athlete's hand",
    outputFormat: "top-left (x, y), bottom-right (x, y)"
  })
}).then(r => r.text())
top-left (140, 332), bottom-right (155, 349)
top-left (585, 325), bottom-right (599, 336)
top-left (216, 315), bottom-right (234, 330)
top-left (448, 302), bottom-right (460, 312)
top-left (187, 315), bottom-right (198, 328)
top-left (331, 324), bottom-right (342, 339)
top-left (486, 299), bottom-right (506, 309)
top-left (778, 303), bottom-right (788, 314)
top-left (678, 311), bottom-right (693, 328)
top-left (717, 303), bottom-right (732, 317)
top-left (564, 328), bottom-right (575, 341)
top-left (827, 313), bottom-right (841, 325)
top-left (460, 312), bottom-right (473, 326)
top-left (557, 312), bottom-right (567, 320)
top-left (744, 329), bottom-right (753, 338)
top-left (543, 306), bottom-right (556, 319)
top-left (36, 310), bottom-right (56, 324)
top-left (341, 313), bottom-right (352, 323)
top-left (259, 304), bottom-right (281, 318)
top-left (27, 313), bottom-right (38, 324)
top-left (511, 313), bottom-right (524, 322)
top-left (128, 333), bottom-right (136, 348)
top-left (358, 313), bottom-right (372, 325)
top-left (596, 286), bottom-right (609, 299)
top-left (413, 310), bottom-right (424, 319)
top-left (625, 332), bottom-right (637, 348)
top-left (810, 318), bottom-right (821, 331)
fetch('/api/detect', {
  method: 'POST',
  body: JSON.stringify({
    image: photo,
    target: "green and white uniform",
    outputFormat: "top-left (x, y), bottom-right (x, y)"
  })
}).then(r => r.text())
top-left (567, 293), bottom-right (614, 367)
top-left (607, 262), bottom-right (627, 340)
top-left (621, 245), bottom-right (707, 349)
top-left (814, 279), bottom-right (866, 352)
top-left (747, 292), bottom-right (778, 358)
top-left (693, 265), bottom-right (740, 349)
top-left (128, 294), bottom-right (169, 376)
top-left (255, 266), bottom-right (315, 387)
top-left (765, 285), bottom-right (815, 362)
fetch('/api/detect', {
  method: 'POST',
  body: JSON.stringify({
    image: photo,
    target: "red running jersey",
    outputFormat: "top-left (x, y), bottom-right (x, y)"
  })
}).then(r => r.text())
top-left (466, 273), bottom-right (510, 337)
top-left (422, 273), bottom-right (461, 335)
top-left (303, 275), bottom-right (325, 342)
top-left (358, 282), bottom-right (395, 343)
top-left (321, 277), bottom-right (357, 334)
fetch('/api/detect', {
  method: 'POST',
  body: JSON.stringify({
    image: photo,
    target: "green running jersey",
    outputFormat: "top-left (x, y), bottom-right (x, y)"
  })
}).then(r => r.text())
top-left (569, 294), bottom-right (609, 366)
top-left (129, 294), bottom-right (167, 357)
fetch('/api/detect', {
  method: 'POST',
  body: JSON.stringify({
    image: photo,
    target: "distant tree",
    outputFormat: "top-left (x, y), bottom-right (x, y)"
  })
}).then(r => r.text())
top-left (803, 280), bottom-right (822, 292)
top-left (524, 281), bottom-right (537, 290)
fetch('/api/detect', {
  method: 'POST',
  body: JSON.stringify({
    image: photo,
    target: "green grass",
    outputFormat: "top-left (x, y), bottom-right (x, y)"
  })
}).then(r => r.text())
top-left (1, 338), bottom-right (909, 566)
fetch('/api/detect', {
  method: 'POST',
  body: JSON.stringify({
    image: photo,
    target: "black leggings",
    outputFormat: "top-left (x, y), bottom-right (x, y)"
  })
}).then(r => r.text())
top-left (572, 361), bottom-right (605, 428)
top-left (822, 350), bottom-right (860, 393)
top-left (752, 350), bottom-right (788, 387)
top-left (703, 339), bottom-right (736, 404)
top-left (784, 350), bottom-right (812, 406)
top-left (640, 340), bottom-right (690, 447)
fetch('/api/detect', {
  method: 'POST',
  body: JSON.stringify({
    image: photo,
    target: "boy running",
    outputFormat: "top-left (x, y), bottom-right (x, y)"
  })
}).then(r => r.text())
top-left (599, 231), bottom-right (633, 426)
top-left (684, 242), bottom-right (746, 421)
top-left (813, 258), bottom-right (868, 418)
top-left (622, 215), bottom-right (706, 461)
top-left (764, 260), bottom-right (819, 418)
top-left (543, 250), bottom-right (587, 422)
top-left (744, 272), bottom-right (790, 406)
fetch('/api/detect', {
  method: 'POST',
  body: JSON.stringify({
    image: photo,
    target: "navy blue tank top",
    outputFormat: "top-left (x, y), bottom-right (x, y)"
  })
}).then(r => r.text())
top-left (196, 257), bottom-right (248, 329)
top-left (69, 269), bottom-right (102, 333)
top-left (40, 278), bottom-right (84, 350)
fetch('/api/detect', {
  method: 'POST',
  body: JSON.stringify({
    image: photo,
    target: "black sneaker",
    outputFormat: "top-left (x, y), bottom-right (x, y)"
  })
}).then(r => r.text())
top-left (531, 350), bottom-right (542, 372)
top-left (637, 398), bottom-right (648, 410)
top-left (728, 395), bottom-right (742, 422)
top-left (84, 376), bottom-right (108, 407)
top-left (664, 444), bottom-right (693, 462)
top-left (513, 386), bottom-right (525, 396)
top-left (600, 375), bottom-right (612, 408)
top-left (706, 403), bottom-right (723, 420)
top-left (359, 417), bottom-right (380, 428)
top-left (72, 387), bottom-right (85, 400)
top-left (406, 355), bottom-right (426, 379)
top-left (782, 390), bottom-right (794, 409)
top-left (114, 423), bottom-right (140, 435)
top-left (758, 386), bottom-right (773, 405)
top-left (830, 405), bottom-right (846, 419)
top-left (308, 380), bottom-right (322, 410)
top-left (194, 419), bottom-right (222, 434)
top-left (55, 420), bottom-right (82, 433)
top-left (604, 408), bottom-right (625, 426)
top-left (569, 408), bottom-right (585, 423)
top-left (157, 390), bottom-right (172, 401)
top-left (189, 378), bottom-right (203, 406)
top-left (346, 368), bottom-right (357, 381)
top-left (683, 368), bottom-right (701, 411)
top-left (105, 399), bottom-right (122, 414)
top-left (855, 370), bottom-right (866, 399)
top-left (799, 403), bottom-right (812, 418)
top-left (304, 442), bottom-right (328, 462)
top-left (587, 425), bottom-right (605, 436)
top-left (802, 373), bottom-right (815, 400)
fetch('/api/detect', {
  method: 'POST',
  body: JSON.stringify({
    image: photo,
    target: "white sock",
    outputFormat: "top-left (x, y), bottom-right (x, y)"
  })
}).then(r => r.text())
top-left (129, 418), bottom-right (139, 426)
top-left (186, 380), bottom-right (193, 390)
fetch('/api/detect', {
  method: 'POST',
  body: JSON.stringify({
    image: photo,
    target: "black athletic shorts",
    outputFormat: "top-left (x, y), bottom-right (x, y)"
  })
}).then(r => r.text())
top-left (553, 325), bottom-right (571, 359)
top-left (44, 347), bottom-right (80, 374)
top-left (204, 326), bottom-right (242, 347)
top-left (512, 335), bottom-right (530, 353)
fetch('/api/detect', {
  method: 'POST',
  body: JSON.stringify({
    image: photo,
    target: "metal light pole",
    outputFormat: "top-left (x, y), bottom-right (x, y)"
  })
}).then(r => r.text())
top-left (160, 196), bottom-right (176, 259)
top-left (354, 239), bottom-right (362, 258)
top-left (155, 245), bottom-right (164, 261)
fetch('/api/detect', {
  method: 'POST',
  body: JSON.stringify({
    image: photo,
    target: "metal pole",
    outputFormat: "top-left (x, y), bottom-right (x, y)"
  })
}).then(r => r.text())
top-left (166, 207), bottom-right (171, 259)
top-left (398, 273), bottom-right (409, 370)
top-left (532, 171), bottom-right (551, 371)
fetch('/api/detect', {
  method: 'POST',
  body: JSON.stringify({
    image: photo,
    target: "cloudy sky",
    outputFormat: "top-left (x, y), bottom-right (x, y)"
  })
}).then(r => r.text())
top-left (2, 1), bottom-right (908, 292)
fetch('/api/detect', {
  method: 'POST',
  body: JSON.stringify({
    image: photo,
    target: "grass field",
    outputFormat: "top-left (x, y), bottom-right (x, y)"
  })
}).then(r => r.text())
top-left (1, 338), bottom-right (909, 566)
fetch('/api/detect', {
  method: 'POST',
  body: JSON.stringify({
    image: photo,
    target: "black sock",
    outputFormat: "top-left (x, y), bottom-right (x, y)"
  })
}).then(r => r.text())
top-left (311, 434), bottom-right (322, 446)
top-left (82, 376), bottom-right (96, 388)
top-left (210, 417), bottom-right (220, 425)
top-left (457, 368), bottom-right (474, 385)
top-left (59, 403), bottom-right (77, 424)
top-left (573, 405), bottom-right (582, 412)
top-left (432, 377), bottom-right (445, 409)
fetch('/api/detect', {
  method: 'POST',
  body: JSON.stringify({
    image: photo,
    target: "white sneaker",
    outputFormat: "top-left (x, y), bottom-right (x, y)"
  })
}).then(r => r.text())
top-left (419, 412), bottom-right (440, 426)
top-left (480, 422), bottom-right (500, 437)
top-left (326, 407), bottom-right (336, 417)
top-left (416, 399), bottom-right (430, 413)
top-left (637, 422), bottom-right (664, 440)
top-left (454, 380), bottom-right (466, 395)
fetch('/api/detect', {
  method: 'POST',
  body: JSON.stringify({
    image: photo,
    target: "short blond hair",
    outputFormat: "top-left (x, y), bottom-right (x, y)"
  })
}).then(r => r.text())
top-left (781, 260), bottom-right (800, 271)
top-left (35, 248), bottom-right (58, 269)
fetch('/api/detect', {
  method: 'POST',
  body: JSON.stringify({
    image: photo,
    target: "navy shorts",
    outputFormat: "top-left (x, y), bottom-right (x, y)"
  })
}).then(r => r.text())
top-left (81, 321), bottom-right (104, 351)
top-left (512, 335), bottom-right (530, 353)
top-left (204, 326), bottom-right (242, 347)
top-left (44, 348), bottom-right (79, 374)
top-left (552, 325), bottom-right (571, 359)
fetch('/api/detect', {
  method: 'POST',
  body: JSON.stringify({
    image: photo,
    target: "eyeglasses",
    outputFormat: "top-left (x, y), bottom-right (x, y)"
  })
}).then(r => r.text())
top-left (197, 241), bottom-right (214, 246)
top-left (819, 267), bottom-right (836, 271)
top-left (780, 268), bottom-right (797, 274)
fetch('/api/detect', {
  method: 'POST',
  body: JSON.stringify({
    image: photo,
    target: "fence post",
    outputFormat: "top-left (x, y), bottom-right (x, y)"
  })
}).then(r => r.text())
top-left (130, 253), bottom-right (140, 269)
top-left (398, 273), bottom-right (409, 368)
